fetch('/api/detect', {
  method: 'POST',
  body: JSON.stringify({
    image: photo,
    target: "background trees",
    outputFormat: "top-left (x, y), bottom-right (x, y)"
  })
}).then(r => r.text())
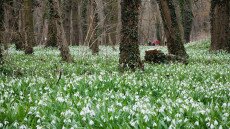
top-left (0, 0), bottom-right (227, 64)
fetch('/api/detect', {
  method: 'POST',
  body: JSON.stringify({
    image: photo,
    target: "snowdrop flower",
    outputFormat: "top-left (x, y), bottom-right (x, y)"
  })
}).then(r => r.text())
top-left (144, 115), bottom-right (149, 122)
top-left (0, 123), bottom-right (3, 128)
top-left (89, 120), bottom-right (94, 125)
top-left (194, 121), bottom-right (199, 126)
top-left (56, 96), bottom-right (65, 103)
top-left (214, 120), bottom-right (218, 126)
top-left (130, 120), bottom-right (136, 127)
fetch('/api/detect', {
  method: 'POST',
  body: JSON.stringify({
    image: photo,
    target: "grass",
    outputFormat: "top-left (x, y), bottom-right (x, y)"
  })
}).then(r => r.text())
top-left (0, 39), bottom-right (229, 129)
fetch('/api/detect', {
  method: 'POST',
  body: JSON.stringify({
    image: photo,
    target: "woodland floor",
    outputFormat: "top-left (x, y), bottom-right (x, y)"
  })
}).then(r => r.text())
top-left (0, 39), bottom-right (229, 128)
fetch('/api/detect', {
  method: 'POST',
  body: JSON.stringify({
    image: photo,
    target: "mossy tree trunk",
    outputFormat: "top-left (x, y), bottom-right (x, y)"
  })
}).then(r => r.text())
top-left (157, 0), bottom-right (188, 58)
top-left (23, 0), bottom-right (35, 54)
top-left (210, 0), bottom-right (230, 52)
top-left (46, 0), bottom-right (57, 47)
top-left (50, 0), bottom-right (73, 62)
top-left (181, 0), bottom-right (193, 43)
top-left (119, 0), bottom-right (143, 71)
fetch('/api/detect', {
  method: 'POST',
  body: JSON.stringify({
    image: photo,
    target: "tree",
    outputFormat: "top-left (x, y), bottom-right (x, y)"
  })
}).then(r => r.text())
top-left (88, 0), bottom-right (99, 55)
top-left (63, 0), bottom-right (71, 45)
top-left (23, 0), bottom-right (35, 54)
top-left (50, 0), bottom-right (73, 62)
top-left (157, 0), bottom-right (188, 58)
top-left (210, 0), bottom-right (230, 52)
top-left (70, 0), bottom-right (80, 46)
top-left (0, 1), bottom-right (4, 64)
top-left (46, 0), bottom-right (57, 47)
top-left (119, 0), bottom-right (143, 71)
top-left (180, 0), bottom-right (193, 43)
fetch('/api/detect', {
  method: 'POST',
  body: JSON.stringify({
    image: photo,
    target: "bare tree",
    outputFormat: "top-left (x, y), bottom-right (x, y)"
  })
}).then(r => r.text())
top-left (119, 0), bottom-right (143, 71)
top-left (210, 0), bottom-right (230, 52)
top-left (157, 0), bottom-right (188, 58)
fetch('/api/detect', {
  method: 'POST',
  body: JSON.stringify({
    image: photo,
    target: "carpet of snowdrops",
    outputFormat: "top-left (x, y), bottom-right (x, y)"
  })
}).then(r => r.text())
top-left (0, 39), bottom-right (229, 129)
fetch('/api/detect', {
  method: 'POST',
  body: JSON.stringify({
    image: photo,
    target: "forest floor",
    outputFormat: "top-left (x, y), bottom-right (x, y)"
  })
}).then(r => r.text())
top-left (0, 39), bottom-right (229, 128)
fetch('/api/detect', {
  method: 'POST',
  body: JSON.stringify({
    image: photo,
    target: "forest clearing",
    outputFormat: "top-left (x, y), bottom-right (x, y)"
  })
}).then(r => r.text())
top-left (0, 40), bottom-right (229, 128)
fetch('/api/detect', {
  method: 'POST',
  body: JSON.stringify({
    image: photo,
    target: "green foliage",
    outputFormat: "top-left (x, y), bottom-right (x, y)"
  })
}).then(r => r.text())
top-left (0, 40), bottom-right (230, 128)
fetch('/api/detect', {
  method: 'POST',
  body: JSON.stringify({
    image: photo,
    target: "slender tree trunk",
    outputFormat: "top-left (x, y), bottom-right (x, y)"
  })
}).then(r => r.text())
top-left (210, 0), bottom-right (230, 52)
top-left (71, 0), bottom-right (80, 46)
top-left (51, 0), bottom-right (73, 62)
top-left (63, 0), bottom-right (71, 45)
top-left (157, 0), bottom-right (188, 58)
top-left (0, 1), bottom-right (4, 64)
top-left (119, 0), bottom-right (143, 71)
top-left (23, 0), bottom-right (35, 54)
top-left (46, 0), bottom-right (57, 47)
top-left (88, 0), bottom-right (99, 55)
top-left (116, 0), bottom-right (121, 45)
top-left (96, 0), bottom-right (106, 45)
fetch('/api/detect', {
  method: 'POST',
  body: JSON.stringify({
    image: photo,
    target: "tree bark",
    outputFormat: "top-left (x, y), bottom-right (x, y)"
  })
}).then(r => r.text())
top-left (63, 0), bottom-right (71, 45)
top-left (119, 0), bottom-right (143, 71)
top-left (0, 1), bottom-right (4, 64)
top-left (181, 0), bottom-right (193, 43)
top-left (23, 0), bottom-right (35, 54)
top-left (50, 0), bottom-right (73, 62)
top-left (210, 0), bottom-right (230, 52)
top-left (70, 0), bottom-right (80, 46)
top-left (88, 0), bottom-right (99, 55)
top-left (46, 0), bottom-right (57, 47)
top-left (157, 0), bottom-right (188, 58)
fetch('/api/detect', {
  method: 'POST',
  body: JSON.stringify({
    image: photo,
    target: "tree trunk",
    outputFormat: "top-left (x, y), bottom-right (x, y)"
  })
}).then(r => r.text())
top-left (157, 0), bottom-right (188, 58)
top-left (119, 0), bottom-right (143, 71)
top-left (23, 0), bottom-right (35, 54)
top-left (63, 0), bottom-right (71, 45)
top-left (51, 0), bottom-right (73, 62)
top-left (0, 1), bottom-right (4, 64)
top-left (88, 0), bottom-right (99, 55)
top-left (46, 0), bottom-right (57, 47)
top-left (181, 0), bottom-right (193, 43)
top-left (116, 0), bottom-right (121, 45)
top-left (95, 0), bottom-right (106, 45)
top-left (70, 0), bottom-right (80, 46)
top-left (210, 0), bottom-right (230, 52)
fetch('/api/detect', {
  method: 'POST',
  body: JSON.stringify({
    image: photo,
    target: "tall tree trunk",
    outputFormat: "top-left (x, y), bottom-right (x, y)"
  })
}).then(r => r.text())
top-left (51, 0), bottom-right (73, 62)
top-left (88, 0), bottom-right (99, 55)
top-left (181, 0), bottom-right (193, 43)
top-left (0, 1), bottom-right (4, 64)
top-left (210, 0), bottom-right (230, 52)
top-left (157, 0), bottom-right (188, 58)
top-left (71, 0), bottom-right (80, 46)
top-left (119, 0), bottom-right (143, 71)
top-left (63, 0), bottom-right (71, 45)
top-left (116, 0), bottom-right (121, 45)
top-left (96, 0), bottom-right (106, 45)
top-left (23, 0), bottom-right (35, 54)
top-left (46, 0), bottom-right (57, 47)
